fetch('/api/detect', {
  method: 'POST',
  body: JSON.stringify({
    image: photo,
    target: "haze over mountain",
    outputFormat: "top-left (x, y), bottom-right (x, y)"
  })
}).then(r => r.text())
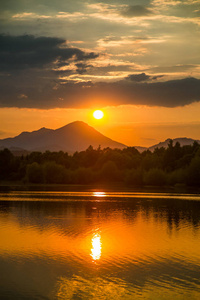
top-left (0, 121), bottom-right (126, 153)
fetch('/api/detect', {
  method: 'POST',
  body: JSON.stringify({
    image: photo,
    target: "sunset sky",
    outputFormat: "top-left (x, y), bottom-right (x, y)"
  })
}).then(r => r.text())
top-left (1, 0), bottom-right (200, 147)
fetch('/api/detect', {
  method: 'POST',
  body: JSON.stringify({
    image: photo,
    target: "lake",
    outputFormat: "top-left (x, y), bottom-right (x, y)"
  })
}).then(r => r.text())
top-left (0, 189), bottom-right (200, 299)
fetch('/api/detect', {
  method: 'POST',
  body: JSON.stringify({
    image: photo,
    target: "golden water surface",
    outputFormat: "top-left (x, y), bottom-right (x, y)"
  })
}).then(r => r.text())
top-left (0, 190), bottom-right (200, 299)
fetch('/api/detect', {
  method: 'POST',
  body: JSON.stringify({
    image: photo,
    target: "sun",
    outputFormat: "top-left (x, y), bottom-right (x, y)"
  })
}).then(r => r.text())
top-left (93, 110), bottom-right (104, 120)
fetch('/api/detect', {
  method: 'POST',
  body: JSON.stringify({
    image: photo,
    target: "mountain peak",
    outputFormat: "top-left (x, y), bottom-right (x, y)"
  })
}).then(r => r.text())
top-left (63, 120), bottom-right (88, 127)
top-left (38, 127), bottom-right (48, 131)
top-left (0, 121), bottom-right (126, 153)
top-left (70, 121), bottom-right (87, 125)
top-left (57, 121), bottom-right (88, 131)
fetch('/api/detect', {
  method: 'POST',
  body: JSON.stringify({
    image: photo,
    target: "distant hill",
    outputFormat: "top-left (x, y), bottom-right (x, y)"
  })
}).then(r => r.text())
top-left (1, 123), bottom-right (199, 155)
top-left (134, 146), bottom-right (148, 153)
top-left (0, 121), bottom-right (126, 153)
top-left (149, 137), bottom-right (200, 152)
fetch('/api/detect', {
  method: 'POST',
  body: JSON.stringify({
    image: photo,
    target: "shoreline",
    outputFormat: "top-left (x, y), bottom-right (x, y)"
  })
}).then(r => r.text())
top-left (0, 181), bottom-right (200, 194)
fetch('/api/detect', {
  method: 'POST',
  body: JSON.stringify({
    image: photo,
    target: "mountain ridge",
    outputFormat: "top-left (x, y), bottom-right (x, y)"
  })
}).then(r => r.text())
top-left (0, 121), bottom-right (126, 153)
top-left (0, 122), bottom-right (199, 154)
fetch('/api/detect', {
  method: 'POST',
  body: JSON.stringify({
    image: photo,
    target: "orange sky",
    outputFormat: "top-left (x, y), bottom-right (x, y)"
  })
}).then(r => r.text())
top-left (0, 0), bottom-right (200, 147)
top-left (1, 103), bottom-right (200, 147)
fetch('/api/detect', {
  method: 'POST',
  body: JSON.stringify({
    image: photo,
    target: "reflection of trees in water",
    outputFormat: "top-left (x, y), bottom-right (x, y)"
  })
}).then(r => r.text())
top-left (135, 197), bottom-right (200, 231)
top-left (0, 195), bottom-right (200, 233)
top-left (143, 198), bottom-right (199, 233)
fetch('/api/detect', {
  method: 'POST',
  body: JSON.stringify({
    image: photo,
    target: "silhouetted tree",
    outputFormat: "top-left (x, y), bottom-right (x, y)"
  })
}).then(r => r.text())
top-left (144, 168), bottom-right (166, 186)
top-left (99, 160), bottom-right (121, 182)
top-left (0, 149), bottom-right (14, 180)
top-left (186, 156), bottom-right (200, 186)
top-left (125, 168), bottom-right (144, 186)
top-left (43, 162), bottom-right (67, 184)
top-left (1, 141), bottom-right (200, 186)
top-left (26, 162), bottom-right (44, 183)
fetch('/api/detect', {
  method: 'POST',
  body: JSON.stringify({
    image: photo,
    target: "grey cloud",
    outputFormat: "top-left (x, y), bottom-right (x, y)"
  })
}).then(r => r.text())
top-left (149, 65), bottom-right (198, 73)
top-left (0, 0), bottom-right (85, 14)
top-left (151, 75), bottom-right (164, 80)
top-left (56, 62), bottom-right (140, 77)
top-left (100, 35), bottom-right (162, 45)
top-left (0, 34), bottom-right (98, 71)
top-left (0, 74), bottom-right (200, 109)
top-left (109, 77), bottom-right (200, 107)
top-left (120, 5), bottom-right (152, 17)
top-left (166, 2), bottom-right (200, 19)
top-left (126, 73), bottom-right (164, 82)
top-left (75, 63), bottom-right (92, 74)
top-left (52, 69), bottom-right (74, 76)
top-left (54, 63), bottom-right (92, 75)
top-left (102, 36), bottom-right (123, 43)
top-left (127, 73), bottom-right (151, 82)
top-left (87, 64), bottom-right (139, 76)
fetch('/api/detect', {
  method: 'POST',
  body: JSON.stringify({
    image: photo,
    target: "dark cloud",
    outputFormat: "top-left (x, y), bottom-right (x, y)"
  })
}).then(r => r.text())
top-left (75, 63), bottom-right (92, 74)
top-left (0, 34), bottom-right (98, 71)
top-left (151, 75), bottom-right (164, 80)
top-left (109, 77), bottom-right (200, 107)
top-left (126, 73), bottom-right (163, 82)
top-left (0, 73), bottom-right (200, 109)
top-left (52, 69), bottom-right (74, 76)
top-left (87, 64), bottom-right (138, 76)
top-left (0, 34), bottom-right (199, 109)
top-left (120, 5), bottom-right (152, 17)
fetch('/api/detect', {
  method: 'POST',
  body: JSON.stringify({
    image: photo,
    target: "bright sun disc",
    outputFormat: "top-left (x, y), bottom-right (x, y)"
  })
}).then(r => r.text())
top-left (93, 110), bottom-right (104, 120)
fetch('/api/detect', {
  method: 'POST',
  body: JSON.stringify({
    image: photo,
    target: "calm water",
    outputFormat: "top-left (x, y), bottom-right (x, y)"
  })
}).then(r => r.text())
top-left (0, 190), bottom-right (200, 299)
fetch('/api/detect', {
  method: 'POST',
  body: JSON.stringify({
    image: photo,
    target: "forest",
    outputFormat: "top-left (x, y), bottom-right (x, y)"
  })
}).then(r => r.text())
top-left (1, 139), bottom-right (200, 187)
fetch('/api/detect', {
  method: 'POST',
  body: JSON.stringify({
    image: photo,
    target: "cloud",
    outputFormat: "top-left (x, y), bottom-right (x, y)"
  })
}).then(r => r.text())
top-left (0, 33), bottom-right (200, 110)
top-left (149, 64), bottom-right (199, 73)
top-left (75, 63), bottom-right (92, 74)
top-left (0, 34), bottom-right (98, 71)
top-left (98, 35), bottom-right (165, 48)
top-left (12, 11), bottom-right (86, 22)
top-left (0, 72), bottom-right (200, 109)
top-left (0, 0), bottom-right (86, 15)
top-left (126, 73), bottom-right (164, 82)
top-left (120, 5), bottom-right (153, 17)
top-left (108, 77), bottom-right (200, 107)
top-left (152, 0), bottom-right (182, 9)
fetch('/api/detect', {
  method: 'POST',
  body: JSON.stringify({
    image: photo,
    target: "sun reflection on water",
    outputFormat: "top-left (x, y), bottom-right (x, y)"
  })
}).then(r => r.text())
top-left (93, 192), bottom-right (106, 197)
top-left (91, 233), bottom-right (102, 260)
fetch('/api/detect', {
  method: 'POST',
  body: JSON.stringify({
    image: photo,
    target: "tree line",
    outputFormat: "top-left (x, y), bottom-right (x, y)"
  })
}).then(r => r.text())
top-left (1, 140), bottom-right (200, 186)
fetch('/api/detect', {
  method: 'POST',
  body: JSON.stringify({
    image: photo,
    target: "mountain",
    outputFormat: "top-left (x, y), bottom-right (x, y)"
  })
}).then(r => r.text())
top-left (149, 137), bottom-right (200, 152)
top-left (0, 121), bottom-right (126, 153)
top-left (1, 123), bottom-right (199, 154)
top-left (134, 146), bottom-right (148, 153)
